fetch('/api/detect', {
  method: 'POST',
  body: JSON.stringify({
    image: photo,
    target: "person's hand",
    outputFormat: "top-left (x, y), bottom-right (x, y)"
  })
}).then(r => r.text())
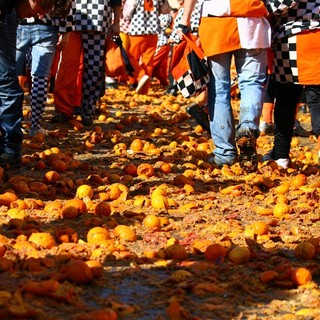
top-left (57, 32), bottom-right (70, 50)
top-left (109, 23), bottom-right (120, 36)
top-left (176, 24), bottom-right (190, 40)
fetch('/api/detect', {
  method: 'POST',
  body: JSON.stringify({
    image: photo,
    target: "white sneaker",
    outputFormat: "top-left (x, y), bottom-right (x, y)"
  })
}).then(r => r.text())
top-left (275, 158), bottom-right (289, 169)
top-left (136, 75), bottom-right (149, 94)
top-left (259, 121), bottom-right (274, 134)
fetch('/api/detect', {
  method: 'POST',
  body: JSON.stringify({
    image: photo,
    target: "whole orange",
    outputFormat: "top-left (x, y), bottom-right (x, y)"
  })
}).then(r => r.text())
top-left (143, 214), bottom-right (161, 229)
top-left (87, 226), bottom-right (110, 244)
top-left (290, 267), bottom-right (312, 286)
top-left (228, 246), bottom-right (251, 264)
top-left (294, 241), bottom-right (315, 260)
top-left (114, 225), bottom-right (137, 241)
top-left (76, 184), bottom-right (93, 199)
top-left (64, 260), bottom-right (93, 284)
top-left (204, 243), bottom-right (226, 262)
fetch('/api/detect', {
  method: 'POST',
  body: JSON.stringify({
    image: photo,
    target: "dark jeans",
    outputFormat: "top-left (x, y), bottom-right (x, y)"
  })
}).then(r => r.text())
top-left (0, 12), bottom-right (24, 155)
top-left (273, 82), bottom-right (320, 159)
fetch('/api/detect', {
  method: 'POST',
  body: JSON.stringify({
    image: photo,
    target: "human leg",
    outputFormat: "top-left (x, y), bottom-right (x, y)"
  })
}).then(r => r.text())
top-left (260, 74), bottom-right (275, 134)
top-left (273, 82), bottom-right (302, 161)
top-left (54, 32), bottom-right (83, 120)
top-left (29, 24), bottom-right (58, 134)
top-left (138, 34), bottom-right (158, 93)
top-left (207, 52), bottom-right (237, 166)
top-left (305, 85), bottom-right (320, 138)
top-left (152, 45), bottom-right (171, 86)
top-left (80, 32), bottom-right (106, 125)
top-left (304, 85), bottom-right (320, 164)
top-left (235, 48), bottom-right (267, 136)
top-left (0, 12), bottom-right (24, 167)
top-left (235, 48), bottom-right (267, 171)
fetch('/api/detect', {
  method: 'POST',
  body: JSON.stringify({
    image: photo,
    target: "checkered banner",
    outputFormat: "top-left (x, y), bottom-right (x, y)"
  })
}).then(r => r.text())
top-left (176, 57), bottom-right (210, 98)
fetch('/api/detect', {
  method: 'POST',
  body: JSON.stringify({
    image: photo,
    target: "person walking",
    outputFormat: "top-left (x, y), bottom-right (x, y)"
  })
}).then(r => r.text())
top-left (0, 0), bottom-right (71, 168)
top-left (263, 0), bottom-right (320, 168)
top-left (52, 0), bottom-right (121, 126)
top-left (123, 0), bottom-right (170, 94)
top-left (178, 0), bottom-right (271, 172)
top-left (16, 17), bottom-right (59, 136)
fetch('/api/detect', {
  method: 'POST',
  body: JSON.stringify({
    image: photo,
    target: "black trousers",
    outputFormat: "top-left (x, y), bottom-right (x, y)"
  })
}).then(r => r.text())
top-left (273, 82), bottom-right (320, 159)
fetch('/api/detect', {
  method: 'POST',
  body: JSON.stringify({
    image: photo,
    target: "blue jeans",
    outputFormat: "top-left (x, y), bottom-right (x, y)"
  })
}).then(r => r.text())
top-left (0, 12), bottom-right (24, 156)
top-left (207, 48), bottom-right (267, 164)
top-left (16, 23), bottom-right (58, 77)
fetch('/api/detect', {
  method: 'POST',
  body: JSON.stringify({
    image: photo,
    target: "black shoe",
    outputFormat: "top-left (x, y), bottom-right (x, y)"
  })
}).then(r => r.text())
top-left (82, 116), bottom-right (93, 126)
top-left (299, 104), bottom-right (308, 113)
top-left (236, 130), bottom-right (258, 172)
top-left (129, 83), bottom-right (137, 90)
top-left (186, 103), bottom-right (210, 133)
top-left (105, 82), bottom-right (118, 89)
top-left (0, 153), bottom-right (21, 169)
top-left (293, 121), bottom-right (310, 137)
top-left (166, 85), bottom-right (178, 96)
top-left (52, 113), bottom-right (72, 123)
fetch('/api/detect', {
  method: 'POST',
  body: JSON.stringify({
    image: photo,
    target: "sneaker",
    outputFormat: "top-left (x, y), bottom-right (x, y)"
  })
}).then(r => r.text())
top-left (262, 150), bottom-right (289, 169)
top-left (300, 104), bottom-right (308, 113)
top-left (275, 158), bottom-right (289, 169)
top-left (29, 127), bottom-right (48, 137)
top-left (52, 112), bottom-right (72, 123)
top-left (166, 85), bottom-right (178, 96)
top-left (293, 120), bottom-right (310, 137)
top-left (208, 155), bottom-right (236, 168)
top-left (259, 121), bottom-right (274, 135)
top-left (186, 103), bottom-right (210, 133)
top-left (236, 130), bottom-right (258, 172)
top-left (136, 75), bottom-right (149, 94)
top-left (0, 153), bottom-right (21, 169)
top-left (105, 82), bottom-right (118, 89)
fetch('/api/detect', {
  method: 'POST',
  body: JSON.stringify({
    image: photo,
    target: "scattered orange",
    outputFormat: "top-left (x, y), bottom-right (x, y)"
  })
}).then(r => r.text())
top-left (123, 163), bottom-right (137, 176)
top-left (43, 170), bottom-right (60, 184)
top-left (0, 191), bottom-right (18, 207)
top-left (160, 162), bottom-right (172, 174)
top-left (85, 260), bottom-right (103, 278)
top-left (130, 138), bottom-right (144, 152)
top-left (290, 267), bottom-right (312, 286)
top-left (64, 260), bottom-right (93, 284)
top-left (51, 159), bottom-right (68, 173)
top-left (273, 202), bottom-right (291, 218)
top-left (28, 232), bottom-right (56, 249)
top-left (251, 221), bottom-right (269, 235)
top-left (259, 270), bottom-right (279, 283)
top-left (291, 173), bottom-right (308, 188)
top-left (294, 241), bottom-right (315, 260)
top-left (137, 163), bottom-right (154, 177)
top-left (204, 243), bottom-right (226, 262)
top-left (165, 244), bottom-right (187, 260)
top-left (87, 226), bottom-right (110, 244)
top-left (143, 214), bottom-right (161, 229)
top-left (114, 225), bottom-right (137, 241)
top-left (151, 194), bottom-right (169, 210)
top-left (228, 246), bottom-right (251, 264)
top-left (93, 201), bottom-right (112, 217)
top-left (76, 184), bottom-right (94, 199)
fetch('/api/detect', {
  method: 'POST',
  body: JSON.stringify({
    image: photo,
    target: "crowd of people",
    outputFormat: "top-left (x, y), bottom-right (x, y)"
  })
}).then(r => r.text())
top-left (0, 0), bottom-right (319, 170)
